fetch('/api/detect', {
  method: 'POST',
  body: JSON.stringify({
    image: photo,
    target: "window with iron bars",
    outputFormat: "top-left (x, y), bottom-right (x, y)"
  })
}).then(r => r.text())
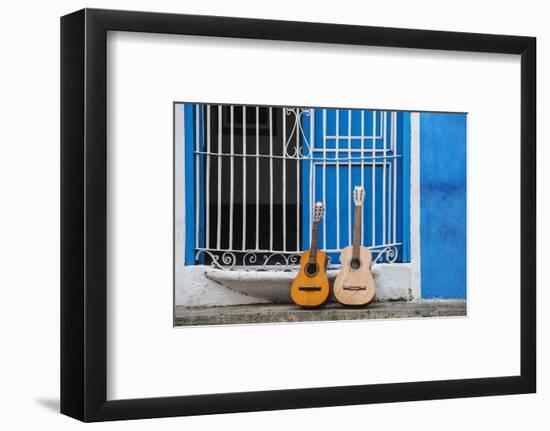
top-left (180, 103), bottom-right (410, 270)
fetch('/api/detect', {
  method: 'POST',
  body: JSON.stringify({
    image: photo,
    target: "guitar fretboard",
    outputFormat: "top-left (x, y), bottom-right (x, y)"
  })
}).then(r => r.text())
top-left (352, 204), bottom-right (362, 260)
top-left (309, 221), bottom-right (320, 264)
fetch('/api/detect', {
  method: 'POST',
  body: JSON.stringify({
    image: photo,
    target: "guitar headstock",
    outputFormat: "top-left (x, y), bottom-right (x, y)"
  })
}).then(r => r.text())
top-left (313, 201), bottom-right (325, 222)
top-left (353, 186), bottom-right (365, 206)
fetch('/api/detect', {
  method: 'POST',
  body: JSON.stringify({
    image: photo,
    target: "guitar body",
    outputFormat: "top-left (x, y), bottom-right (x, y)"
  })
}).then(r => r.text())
top-left (290, 250), bottom-right (330, 308)
top-left (333, 246), bottom-right (376, 306)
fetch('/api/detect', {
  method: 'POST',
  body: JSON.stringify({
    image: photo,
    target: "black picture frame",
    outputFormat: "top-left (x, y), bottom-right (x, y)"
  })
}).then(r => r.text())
top-left (61, 8), bottom-right (536, 422)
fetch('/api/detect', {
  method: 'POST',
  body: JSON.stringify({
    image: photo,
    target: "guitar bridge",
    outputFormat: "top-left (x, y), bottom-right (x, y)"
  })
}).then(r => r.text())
top-left (298, 286), bottom-right (322, 292)
top-left (343, 286), bottom-right (367, 291)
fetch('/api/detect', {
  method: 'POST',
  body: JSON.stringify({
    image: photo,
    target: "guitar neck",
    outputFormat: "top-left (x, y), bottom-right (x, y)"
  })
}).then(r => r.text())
top-left (309, 220), bottom-right (320, 264)
top-left (352, 204), bottom-right (362, 260)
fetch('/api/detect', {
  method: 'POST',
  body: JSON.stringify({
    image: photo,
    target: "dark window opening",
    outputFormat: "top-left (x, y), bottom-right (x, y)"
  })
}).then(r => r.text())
top-left (203, 105), bottom-right (302, 266)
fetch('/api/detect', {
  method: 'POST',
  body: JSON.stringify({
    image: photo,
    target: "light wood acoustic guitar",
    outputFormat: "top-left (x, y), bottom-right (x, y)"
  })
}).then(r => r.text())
top-left (290, 202), bottom-right (330, 308)
top-left (333, 186), bottom-right (376, 306)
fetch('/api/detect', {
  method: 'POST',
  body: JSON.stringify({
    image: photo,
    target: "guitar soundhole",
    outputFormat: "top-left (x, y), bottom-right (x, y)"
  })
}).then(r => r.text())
top-left (305, 263), bottom-right (318, 276)
top-left (350, 258), bottom-right (361, 270)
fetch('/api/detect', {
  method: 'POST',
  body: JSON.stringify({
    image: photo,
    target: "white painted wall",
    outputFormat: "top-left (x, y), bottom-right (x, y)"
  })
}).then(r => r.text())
top-left (176, 264), bottom-right (413, 306)
top-left (109, 25), bottom-right (520, 404)
top-left (1, 1), bottom-right (548, 430)
top-left (410, 112), bottom-right (422, 298)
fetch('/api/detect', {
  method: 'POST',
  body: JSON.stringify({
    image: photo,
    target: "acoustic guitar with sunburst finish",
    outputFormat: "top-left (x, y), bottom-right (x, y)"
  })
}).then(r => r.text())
top-left (333, 186), bottom-right (376, 306)
top-left (290, 202), bottom-right (330, 308)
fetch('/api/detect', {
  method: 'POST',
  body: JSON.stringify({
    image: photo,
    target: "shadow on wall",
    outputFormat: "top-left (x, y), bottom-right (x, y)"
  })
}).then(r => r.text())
top-left (34, 398), bottom-right (59, 413)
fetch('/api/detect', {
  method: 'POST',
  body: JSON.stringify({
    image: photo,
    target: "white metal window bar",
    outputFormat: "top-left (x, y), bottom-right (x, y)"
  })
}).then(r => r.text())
top-left (192, 105), bottom-right (401, 270)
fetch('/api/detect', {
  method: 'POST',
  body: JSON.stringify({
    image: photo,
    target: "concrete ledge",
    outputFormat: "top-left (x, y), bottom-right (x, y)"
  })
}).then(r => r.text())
top-left (175, 299), bottom-right (466, 326)
top-left (203, 263), bottom-right (413, 304)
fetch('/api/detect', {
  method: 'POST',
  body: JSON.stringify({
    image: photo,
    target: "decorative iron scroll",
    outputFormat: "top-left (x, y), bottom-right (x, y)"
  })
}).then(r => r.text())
top-left (372, 245), bottom-right (399, 264)
top-left (284, 108), bottom-right (311, 158)
top-left (196, 245), bottom-right (399, 270)
top-left (196, 250), bottom-right (302, 271)
top-left (195, 250), bottom-right (238, 270)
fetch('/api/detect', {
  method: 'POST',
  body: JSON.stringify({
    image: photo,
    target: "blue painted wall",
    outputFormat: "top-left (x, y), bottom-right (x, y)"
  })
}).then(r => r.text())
top-left (420, 113), bottom-right (467, 299)
top-left (399, 112), bottom-right (411, 263)
top-left (183, 105), bottom-right (195, 265)
top-left (183, 104), bottom-right (205, 265)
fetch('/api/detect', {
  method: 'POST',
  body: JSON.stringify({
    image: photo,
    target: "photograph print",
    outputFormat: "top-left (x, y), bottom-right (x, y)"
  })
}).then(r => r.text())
top-left (174, 103), bottom-right (467, 326)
